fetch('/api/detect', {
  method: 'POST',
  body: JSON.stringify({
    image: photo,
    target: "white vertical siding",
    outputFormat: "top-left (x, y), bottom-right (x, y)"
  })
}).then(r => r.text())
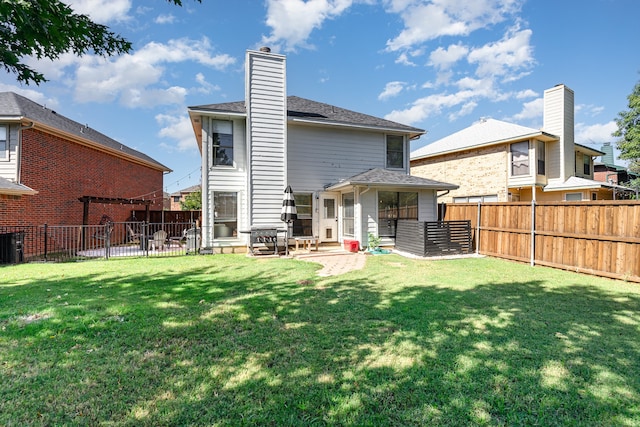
top-left (0, 124), bottom-right (19, 181)
top-left (246, 50), bottom-right (287, 226)
top-left (543, 85), bottom-right (574, 182)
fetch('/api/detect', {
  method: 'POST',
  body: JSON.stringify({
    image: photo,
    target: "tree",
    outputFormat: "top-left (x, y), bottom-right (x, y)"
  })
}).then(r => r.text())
top-left (180, 190), bottom-right (201, 211)
top-left (0, 0), bottom-right (198, 85)
top-left (613, 80), bottom-right (640, 174)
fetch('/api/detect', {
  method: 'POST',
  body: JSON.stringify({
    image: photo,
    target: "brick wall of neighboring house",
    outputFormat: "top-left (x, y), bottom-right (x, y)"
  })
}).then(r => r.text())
top-left (0, 128), bottom-right (164, 227)
top-left (411, 144), bottom-right (509, 203)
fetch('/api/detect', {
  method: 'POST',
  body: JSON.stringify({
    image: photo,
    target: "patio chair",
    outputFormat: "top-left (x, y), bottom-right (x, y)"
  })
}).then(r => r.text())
top-left (127, 225), bottom-right (142, 244)
top-left (149, 230), bottom-right (168, 251)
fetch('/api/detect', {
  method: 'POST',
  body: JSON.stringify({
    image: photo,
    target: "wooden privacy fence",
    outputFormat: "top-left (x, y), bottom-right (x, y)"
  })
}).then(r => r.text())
top-left (442, 201), bottom-right (640, 283)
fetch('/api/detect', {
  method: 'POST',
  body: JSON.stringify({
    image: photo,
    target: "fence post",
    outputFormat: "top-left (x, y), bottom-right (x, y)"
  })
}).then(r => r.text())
top-left (105, 224), bottom-right (111, 260)
top-left (143, 222), bottom-right (149, 257)
top-left (476, 202), bottom-right (481, 255)
top-left (44, 223), bottom-right (48, 262)
top-left (530, 200), bottom-right (536, 267)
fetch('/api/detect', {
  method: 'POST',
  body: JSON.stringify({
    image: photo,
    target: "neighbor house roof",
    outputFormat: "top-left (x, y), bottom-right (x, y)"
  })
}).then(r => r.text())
top-left (188, 96), bottom-right (425, 151)
top-left (0, 176), bottom-right (38, 197)
top-left (411, 118), bottom-right (558, 160)
top-left (0, 92), bottom-right (170, 172)
top-left (325, 168), bottom-right (458, 191)
top-left (543, 176), bottom-right (635, 193)
top-left (170, 184), bottom-right (201, 197)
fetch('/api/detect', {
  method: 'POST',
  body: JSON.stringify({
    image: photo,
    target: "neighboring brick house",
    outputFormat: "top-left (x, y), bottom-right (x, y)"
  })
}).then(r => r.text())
top-left (0, 92), bottom-right (170, 227)
top-left (593, 142), bottom-right (639, 198)
top-left (169, 184), bottom-right (201, 210)
top-left (411, 85), bottom-right (634, 202)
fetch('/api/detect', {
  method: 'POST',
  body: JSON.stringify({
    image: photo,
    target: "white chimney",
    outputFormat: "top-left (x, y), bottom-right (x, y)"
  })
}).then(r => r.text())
top-left (543, 84), bottom-right (574, 182)
top-left (245, 48), bottom-right (287, 226)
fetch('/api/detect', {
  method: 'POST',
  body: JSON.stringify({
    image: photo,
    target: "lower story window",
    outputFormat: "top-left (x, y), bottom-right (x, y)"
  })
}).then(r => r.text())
top-left (342, 192), bottom-right (354, 236)
top-left (292, 193), bottom-right (313, 237)
top-left (214, 192), bottom-right (237, 238)
top-left (378, 191), bottom-right (418, 237)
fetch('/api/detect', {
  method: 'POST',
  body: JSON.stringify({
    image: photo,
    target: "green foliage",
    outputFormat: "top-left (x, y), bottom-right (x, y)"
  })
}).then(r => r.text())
top-left (0, 0), bottom-right (199, 85)
top-left (367, 232), bottom-right (381, 250)
top-left (613, 80), bottom-right (640, 163)
top-left (180, 189), bottom-right (201, 210)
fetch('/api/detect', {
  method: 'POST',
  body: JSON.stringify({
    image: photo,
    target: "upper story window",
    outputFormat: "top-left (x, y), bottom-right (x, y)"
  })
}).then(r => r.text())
top-left (583, 153), bottom-right (591, 175)
top-left (510, 141), bottom-right (529, 176)
top-left (386, 135), bottom-right (404, 169)
top-left (536, 140), bottom-right (545, 175)
top-left (0, 125), bottom-right (7, 160)
top-left (210, 120), bottom-right (233, 167)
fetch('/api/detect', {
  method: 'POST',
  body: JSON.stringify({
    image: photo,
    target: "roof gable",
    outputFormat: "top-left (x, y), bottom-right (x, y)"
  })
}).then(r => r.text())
top-left (411, 118), bottom-right (557, 160)
top-left (0, 92), bottom-right (170, 171)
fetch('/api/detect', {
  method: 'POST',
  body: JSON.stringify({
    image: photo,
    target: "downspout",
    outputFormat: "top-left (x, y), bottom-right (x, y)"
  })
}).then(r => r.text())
top-left (18, 121), bottom-right (35, 184)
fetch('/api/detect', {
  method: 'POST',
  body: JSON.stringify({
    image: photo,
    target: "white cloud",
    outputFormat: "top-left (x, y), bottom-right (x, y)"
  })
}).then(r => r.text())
top-left (156, 113), bottom-right (198, 152)
top-left (508, 97), bottom-right (543, 122)
top-left (155, 14), bottom-right (176, 24)
top-left (63, 0), bottom-right (132, 23)
top-left (515, 89), bottom-right (538, 99)
top-left (385, 0), bottom-right (523, 52)
top-left (467, 27), bottom-right (534, 79)
top-left (73, 38), bottom-right (235, 107)
top-left (262, 0), bottom-right (354, 51)
top-left (0, 84), bottom-right (59, 109)
top-left (575, 121), bottom-right (618, 146)
top-left (429, 43), bottom-right (469, 70)
top-left (194, 73), bottom-right (221, 95)
top-left (395, 53), bottom-right (416, 66)
top-left (385, 89), bottom-right (476, 124)
top-left (378, 81), bottom-right (406, 100)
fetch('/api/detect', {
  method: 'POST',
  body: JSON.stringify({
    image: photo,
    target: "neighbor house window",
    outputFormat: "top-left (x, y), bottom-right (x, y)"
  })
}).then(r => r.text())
top-left (386, 135), bottom-right (404, 169)
top-left (213, 192), bottom-right (237, 238)
top-left (511, 141), bottom-right (529, 176)
top-left (210, 120), bottom-right (233, 167)
top-left (0, 125), bottom-right (7, 160)
top-left (536, 140), bottom-right (545, 175)
top-left (565, 192), bottom-right (582, 201)
top-left (173, 196), bottom-right (181, 203)
top-left (292, 193), bottom-right (313, 237)
top-left (378, 191), bottom-right (418, 237)
top-left (342, 192), bottom-right (354, 236)
top-left (583, 154), bottom-right (591, 175)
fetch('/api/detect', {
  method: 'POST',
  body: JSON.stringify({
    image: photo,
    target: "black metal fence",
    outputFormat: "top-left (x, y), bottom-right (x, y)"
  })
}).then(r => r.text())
top-left (395, 220), bottom-right (472, 257)
top-left (0, 222), bottom-right (204, 264)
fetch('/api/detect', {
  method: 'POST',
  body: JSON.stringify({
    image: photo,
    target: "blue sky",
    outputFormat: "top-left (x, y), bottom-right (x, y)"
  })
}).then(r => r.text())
top-left (2, 0), bottom-right (639, 195)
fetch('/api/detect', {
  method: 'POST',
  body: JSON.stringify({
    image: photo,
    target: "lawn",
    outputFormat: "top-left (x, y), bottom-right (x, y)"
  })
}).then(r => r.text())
top-left (1, 254), bottom-right (639, 426)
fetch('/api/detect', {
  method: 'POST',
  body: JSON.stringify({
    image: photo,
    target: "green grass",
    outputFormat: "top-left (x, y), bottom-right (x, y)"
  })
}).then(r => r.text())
top-left (1, 254), bottom-right (640, 426)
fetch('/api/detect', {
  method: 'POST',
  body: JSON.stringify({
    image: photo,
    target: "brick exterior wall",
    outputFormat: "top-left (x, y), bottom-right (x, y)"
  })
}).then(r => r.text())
top-left (0, 128), bottom-right (164, 226)
top-left (411, 144), bottom-right (510, 203)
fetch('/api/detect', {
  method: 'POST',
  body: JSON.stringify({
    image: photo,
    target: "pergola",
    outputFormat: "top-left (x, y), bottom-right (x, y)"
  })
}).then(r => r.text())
top-left (78, 196), bottom-right (153, 249)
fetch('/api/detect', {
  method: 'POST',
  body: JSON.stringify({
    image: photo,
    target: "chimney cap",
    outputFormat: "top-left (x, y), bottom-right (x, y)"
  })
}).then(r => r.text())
top-left (259, 46), bottom-right (271, 53)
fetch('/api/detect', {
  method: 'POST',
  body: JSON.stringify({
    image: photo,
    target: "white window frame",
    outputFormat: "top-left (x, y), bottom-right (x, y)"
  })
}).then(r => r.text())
top-left (565, 192), bottom-right (583, 201)
top-left (209, 119), bottom-right (234, 167)
top-left (510, 141), bottom-right (530, 176)
top-left (213, 191), bottom-right (238, 239)
top-left (0, 125), bottom-right (7, 160)
top-left (386, 135), bottom-right (405, 169)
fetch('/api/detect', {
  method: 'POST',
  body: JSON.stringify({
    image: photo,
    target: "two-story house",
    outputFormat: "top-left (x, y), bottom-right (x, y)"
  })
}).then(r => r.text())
top-left (411, 84), bottom-right (631, 202)
top-left (188, 48), bottom-right (457, 251)
top-left (0, 92), bottom-right (170, 227)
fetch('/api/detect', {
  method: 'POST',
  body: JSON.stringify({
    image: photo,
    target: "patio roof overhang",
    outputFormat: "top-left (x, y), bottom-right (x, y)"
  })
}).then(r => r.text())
top-left (325, 168), bottom-right (459, 192)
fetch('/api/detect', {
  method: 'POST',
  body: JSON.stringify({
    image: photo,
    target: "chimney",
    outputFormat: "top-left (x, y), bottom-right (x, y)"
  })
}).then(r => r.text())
top-left (543, 84), bottom-right (574, 181)
top-left (245, 48), bottom-right (287, 226)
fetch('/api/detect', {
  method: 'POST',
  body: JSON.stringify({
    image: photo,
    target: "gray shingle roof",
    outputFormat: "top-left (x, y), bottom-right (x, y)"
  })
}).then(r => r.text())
top-left (189, 96), bottom-right (425, 136)
top-left (326, 168), bottom-right (458, 191)
top-left (0, 92), bottom-right (170, 171)
top-left (0, 176), bottom-right (37, 196)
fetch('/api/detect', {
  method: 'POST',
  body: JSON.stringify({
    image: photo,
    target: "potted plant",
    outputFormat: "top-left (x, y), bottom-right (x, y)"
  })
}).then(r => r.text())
top-left (367, 233), bottom-right (382, 252)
